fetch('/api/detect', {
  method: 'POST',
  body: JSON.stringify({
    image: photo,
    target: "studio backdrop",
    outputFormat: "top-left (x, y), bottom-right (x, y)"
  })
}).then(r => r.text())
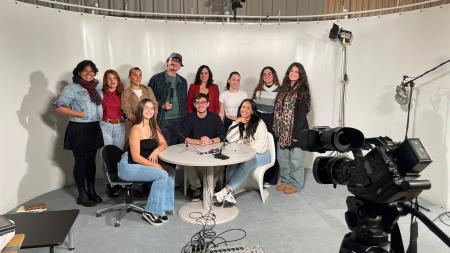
top-left (0, 0), bottom-right (449, 213)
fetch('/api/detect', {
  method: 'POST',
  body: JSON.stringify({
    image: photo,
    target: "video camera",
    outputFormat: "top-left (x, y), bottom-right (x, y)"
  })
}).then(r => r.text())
top-left (298, 127), bottom-right (446, 252)
top-left (299, 126), bottom-right (432, 203)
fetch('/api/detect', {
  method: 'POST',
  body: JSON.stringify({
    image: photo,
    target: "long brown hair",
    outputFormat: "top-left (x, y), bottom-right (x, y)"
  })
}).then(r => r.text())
top-left (102, 69), bottom-right (124, 95)
top-left (276, 62), bottom-right (311, 112)
top-left (134, 98), bottom-right (160, 142)
top-left (252, 66), bottom-right (280, 98)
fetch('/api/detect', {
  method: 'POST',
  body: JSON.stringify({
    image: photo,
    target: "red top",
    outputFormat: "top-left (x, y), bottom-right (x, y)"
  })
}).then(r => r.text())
top-left (102, 90), bottom-right (122, 120)
top-left (186, 83), bottom-right (220, 114)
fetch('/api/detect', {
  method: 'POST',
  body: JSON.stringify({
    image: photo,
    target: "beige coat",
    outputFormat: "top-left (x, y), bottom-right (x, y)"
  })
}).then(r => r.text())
top-left (121, 84), bottom-right (158, 122)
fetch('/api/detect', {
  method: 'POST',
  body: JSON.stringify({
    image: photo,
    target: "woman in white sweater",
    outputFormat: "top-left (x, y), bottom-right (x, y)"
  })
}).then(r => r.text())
top-left (213, 99), bottom-right (271, 207)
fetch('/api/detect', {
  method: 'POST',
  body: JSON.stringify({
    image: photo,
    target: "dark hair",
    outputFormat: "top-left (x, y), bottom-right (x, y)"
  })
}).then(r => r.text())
top-left (276, 62), bottom-right (311, 112)
top-left (226, 71), bottom-right (240, 90)
top-left (102, 69), bottom-right (124, 95)
top-left (72, 60), bottom-right (98, 78)
top-left (252, 66), bottom-right (280, 98)
top-left (128, 67), bottom-right (141, 77)
top-left (194, 65), bottom-right (214, 88)
top-left (194, 92), bottom-right (209, 102)
top-left (134, 98), bottom-right (160, 142)
top-left (236, 99), bottom-right (261, 140)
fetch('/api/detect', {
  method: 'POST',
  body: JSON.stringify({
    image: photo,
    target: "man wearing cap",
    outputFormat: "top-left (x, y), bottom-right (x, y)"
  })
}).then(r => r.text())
top-left (148, 52), bottom-right (188, 145)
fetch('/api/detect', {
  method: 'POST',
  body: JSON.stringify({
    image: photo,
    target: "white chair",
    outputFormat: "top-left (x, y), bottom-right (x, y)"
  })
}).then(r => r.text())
top-left (235, 132), bottom-right (276, 203)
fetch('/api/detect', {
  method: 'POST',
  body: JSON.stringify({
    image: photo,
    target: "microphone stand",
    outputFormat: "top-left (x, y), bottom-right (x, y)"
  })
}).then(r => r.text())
top-left (213, 123), bottom-right (241, 160)
top-left (401, 59), bottom-right (450, 140)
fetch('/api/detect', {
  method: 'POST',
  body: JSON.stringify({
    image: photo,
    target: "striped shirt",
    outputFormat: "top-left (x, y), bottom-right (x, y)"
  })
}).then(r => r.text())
top-left (253, 84), bottom-right (279, 114)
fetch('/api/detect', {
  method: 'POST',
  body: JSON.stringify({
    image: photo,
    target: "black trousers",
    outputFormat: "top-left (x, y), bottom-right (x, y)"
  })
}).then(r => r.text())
top-left (161, 118), bottom-right (183, 146)
top-left (72, 150), bottom-right (97, 190)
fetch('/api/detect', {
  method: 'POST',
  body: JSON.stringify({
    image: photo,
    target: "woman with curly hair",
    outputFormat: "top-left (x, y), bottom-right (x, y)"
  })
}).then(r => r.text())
top-left (273, 62), bottom-right (311, 194)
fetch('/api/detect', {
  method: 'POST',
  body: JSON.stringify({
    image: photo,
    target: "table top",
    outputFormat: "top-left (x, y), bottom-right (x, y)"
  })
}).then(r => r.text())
top-left (4, 209), bottom-right (79, 249)
top-left (159, 143), bottom-right (256, 167)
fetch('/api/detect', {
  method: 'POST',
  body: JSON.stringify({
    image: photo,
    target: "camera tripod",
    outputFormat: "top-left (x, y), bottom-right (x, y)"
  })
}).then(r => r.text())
top-left (339, 196), bottom-right (450, 253)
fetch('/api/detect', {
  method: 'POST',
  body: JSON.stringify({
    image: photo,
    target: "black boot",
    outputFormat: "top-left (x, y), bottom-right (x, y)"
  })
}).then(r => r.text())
top-left (87, 181), bottom-right (103, 204)
top-left (77, 185), bottom-right (97, 207)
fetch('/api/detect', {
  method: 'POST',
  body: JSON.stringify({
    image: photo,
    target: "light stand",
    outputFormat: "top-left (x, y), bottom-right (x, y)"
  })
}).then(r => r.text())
top-left (397, 59), bottom-right (450, 139)
top-left (329, 23), bottom-right (352, 157)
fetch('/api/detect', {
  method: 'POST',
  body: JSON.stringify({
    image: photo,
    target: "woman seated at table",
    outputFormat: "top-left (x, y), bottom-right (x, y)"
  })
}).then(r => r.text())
top-left (213, 99), bottom-right (270, 207)
top-left (118, 98), bottom-right (174, 226)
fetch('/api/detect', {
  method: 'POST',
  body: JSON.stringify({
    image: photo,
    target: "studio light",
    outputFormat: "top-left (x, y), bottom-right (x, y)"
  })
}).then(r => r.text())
top-left (231, 0), bottom-right (245, 11)
top-left (230, 0), bottom-right (245, 22)
top-left (329, 23), bottom-right (353, 44)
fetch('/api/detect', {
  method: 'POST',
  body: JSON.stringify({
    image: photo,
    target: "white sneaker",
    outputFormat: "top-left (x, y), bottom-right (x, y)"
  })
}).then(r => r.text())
top-left (213, 188), bottom-right (228, 207)
top-left (263, 182), bottom-right (271, 188)
top-left (223, 193), bottom-right (237, 207)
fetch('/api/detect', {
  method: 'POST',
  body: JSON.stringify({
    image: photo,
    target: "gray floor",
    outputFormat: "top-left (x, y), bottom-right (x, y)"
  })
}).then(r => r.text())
top-left (16, 170), bottom-right (450, 253)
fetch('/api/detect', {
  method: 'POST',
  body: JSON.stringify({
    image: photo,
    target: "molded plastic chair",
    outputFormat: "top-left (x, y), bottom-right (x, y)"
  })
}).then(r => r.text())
top-left (96, 145), bottom-right (146, 227)
top-left (235, 132), bottom-right (276, 203)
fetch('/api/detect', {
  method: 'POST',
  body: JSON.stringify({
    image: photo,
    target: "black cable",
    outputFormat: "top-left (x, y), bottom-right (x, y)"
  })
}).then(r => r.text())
top-left (181, 166), bottom-right (248, 252)
top-left (404, 84), bottom-right (414, 140)
top-left (433, 212), bottom-right (450, 227)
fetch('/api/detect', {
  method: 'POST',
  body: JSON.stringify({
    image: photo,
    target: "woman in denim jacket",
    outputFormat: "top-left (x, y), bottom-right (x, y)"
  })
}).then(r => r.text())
top-left (53, 60), bottom-right (104, 207)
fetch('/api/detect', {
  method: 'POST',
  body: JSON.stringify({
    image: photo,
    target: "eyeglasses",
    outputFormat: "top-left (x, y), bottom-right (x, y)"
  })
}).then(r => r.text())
top-left (195, 100), bottom-right (208, 105)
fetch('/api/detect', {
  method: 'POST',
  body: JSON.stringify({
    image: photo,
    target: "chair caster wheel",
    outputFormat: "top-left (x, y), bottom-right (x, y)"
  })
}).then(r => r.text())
top-left (114, 222), bottom-right (120, 227)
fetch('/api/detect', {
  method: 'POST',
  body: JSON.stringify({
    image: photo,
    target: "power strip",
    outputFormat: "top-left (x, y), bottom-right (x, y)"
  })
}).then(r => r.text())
top-left (208, 244), bottom-right (264, 253)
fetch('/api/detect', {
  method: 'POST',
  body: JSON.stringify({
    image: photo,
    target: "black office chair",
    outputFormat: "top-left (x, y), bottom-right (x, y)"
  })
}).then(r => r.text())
top-left (96, 145), bottom-right (146, 227)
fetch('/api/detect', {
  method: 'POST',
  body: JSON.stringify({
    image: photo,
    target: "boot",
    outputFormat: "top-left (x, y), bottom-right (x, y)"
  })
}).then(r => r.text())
top-left (87, 181), bottom-right (103, 204)
top-left (77, 185), bottom-right (97, 207)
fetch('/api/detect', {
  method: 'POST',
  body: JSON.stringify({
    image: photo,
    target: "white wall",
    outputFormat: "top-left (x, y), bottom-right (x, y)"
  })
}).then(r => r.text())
top-left (0, 0), bottom-right (449, 213)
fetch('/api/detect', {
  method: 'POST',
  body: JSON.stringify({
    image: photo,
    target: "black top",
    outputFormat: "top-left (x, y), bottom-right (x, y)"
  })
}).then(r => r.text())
top-left (291, 100), bottom-right (309, 148)
top-left (183, 112), bottom-right (225, 141)
top-left (128, 138), bottom-right (158, 164)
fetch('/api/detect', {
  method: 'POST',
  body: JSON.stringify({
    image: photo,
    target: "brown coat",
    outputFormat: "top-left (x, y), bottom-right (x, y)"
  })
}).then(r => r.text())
top-left (121, 84), bottom-right (158, 122)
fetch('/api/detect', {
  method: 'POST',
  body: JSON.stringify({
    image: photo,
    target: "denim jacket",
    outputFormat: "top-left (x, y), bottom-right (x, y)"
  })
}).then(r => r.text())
top-left (53, 82), bottom-right (103, 122)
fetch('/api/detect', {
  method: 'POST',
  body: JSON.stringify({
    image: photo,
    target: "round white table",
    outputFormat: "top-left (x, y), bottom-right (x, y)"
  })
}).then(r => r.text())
top-left (158, 142), bottom-right (256, 224)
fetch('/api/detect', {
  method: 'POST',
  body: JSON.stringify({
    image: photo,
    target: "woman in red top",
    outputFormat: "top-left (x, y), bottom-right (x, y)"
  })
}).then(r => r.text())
top-left (186, 65), bottom-right (220, 114)
top-left (101, 69), bottom-right (126, 198)
top-left (100, 69), bottom-right (125, 150)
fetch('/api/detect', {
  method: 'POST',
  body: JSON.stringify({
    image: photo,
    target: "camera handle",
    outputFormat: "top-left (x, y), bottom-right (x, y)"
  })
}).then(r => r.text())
top-left (339, 197), bottom-right (450, 253)
top-left (402, 204), bottom-right (450, 248)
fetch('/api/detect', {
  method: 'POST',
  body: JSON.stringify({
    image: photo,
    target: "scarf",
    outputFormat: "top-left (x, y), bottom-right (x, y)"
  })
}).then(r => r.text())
top-left (73, 75), bottom-right (102, 105)
top-left (273, 88), bottom-right (298, 148)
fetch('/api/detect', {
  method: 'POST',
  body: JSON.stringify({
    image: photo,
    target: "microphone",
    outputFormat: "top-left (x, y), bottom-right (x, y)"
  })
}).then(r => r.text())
top-left (168, 88), bottom-right (174, 104)
top-left (213, 122), bottom-right (243, 160)
top-left (395, 75), bottom-right (409, 105)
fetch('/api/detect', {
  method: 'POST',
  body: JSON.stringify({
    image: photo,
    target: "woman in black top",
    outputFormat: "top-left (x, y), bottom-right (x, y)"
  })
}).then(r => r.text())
top-left (117, 98), bottom-right (174, 226)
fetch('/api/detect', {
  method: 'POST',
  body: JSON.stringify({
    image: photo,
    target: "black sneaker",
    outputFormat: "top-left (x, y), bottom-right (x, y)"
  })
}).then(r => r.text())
top-left (159, 215), bottom-right (169, 223)
top-left (191, 187), bottom-right (201, 202)
top-left (142, 212), bottom-right (163, 226)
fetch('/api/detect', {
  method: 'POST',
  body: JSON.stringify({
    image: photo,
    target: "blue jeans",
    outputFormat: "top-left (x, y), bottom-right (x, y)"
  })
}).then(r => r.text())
top-left (277, 144), bottom-right (305, 191)
top-left (100, 121), bottom-right (126, 150)
top-left (226, 151), bottom-right (271, 192)
top-left (117, 154), bottom-right (174, 215)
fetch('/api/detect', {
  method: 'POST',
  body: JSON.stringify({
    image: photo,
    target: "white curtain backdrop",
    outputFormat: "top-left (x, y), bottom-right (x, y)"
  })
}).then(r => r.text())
top-left (0, 0), bottom-right (449, 213)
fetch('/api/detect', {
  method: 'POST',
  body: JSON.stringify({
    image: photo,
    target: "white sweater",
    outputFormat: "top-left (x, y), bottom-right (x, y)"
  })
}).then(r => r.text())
top-left (226, 120), bottom-right (269, 154)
